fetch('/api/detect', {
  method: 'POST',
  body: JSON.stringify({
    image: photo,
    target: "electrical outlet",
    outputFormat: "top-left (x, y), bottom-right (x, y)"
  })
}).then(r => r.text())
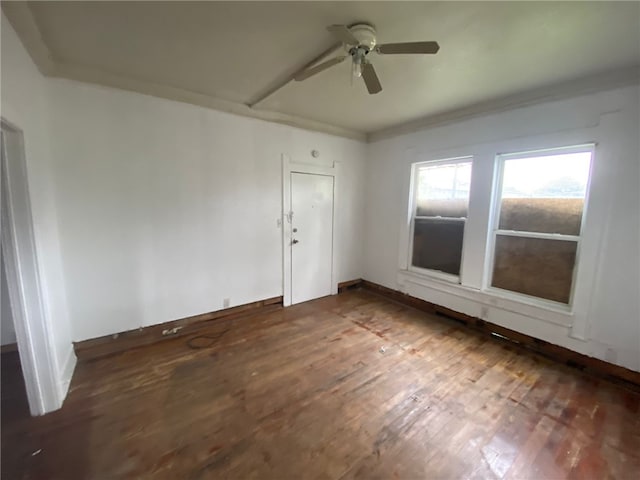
top-left (223, 298), bottom-right (230, 308)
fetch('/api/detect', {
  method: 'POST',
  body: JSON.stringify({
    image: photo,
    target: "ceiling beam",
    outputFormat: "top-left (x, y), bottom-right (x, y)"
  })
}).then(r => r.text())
top-left (5, 2), bottom-right (638, 145)
top-left (51, 61), bottom-right (367, 141)
top-left (2, 5), bottom-right (365, 142)
top-left (247, 42), bottom-right (343, 109)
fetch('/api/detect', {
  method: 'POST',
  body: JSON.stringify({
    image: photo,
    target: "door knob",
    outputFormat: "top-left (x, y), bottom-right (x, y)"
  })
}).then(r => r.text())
top-left (292, 239), bottom-right (299, 245)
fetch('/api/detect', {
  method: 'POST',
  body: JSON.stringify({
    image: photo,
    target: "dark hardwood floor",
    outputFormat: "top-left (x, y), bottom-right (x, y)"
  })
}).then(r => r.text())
top-left (2, 289), bottom-right (639, 479)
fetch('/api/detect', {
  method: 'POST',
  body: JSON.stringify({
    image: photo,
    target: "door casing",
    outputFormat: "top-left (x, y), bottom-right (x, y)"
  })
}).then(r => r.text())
top-left (1, 119), bottom-right (65, 415)
top-left (281, 154), bottom-right (339, 307)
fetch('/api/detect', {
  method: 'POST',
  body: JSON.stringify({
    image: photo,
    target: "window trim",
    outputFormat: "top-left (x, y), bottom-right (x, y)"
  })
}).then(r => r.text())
top-left (408, 156), bottom-right (473, 283)
top-left (484, 144), bottom-right (596, 309)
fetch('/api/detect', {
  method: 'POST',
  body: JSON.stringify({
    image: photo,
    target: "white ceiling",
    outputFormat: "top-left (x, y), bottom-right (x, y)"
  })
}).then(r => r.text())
top-left (8, 1), bottom-right (640, 137)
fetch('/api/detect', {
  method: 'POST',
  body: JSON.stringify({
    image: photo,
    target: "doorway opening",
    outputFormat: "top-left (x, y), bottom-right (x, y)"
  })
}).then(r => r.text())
top-left (1, 119), bottom-right (61, 416)
top-left (2, 240), bottom-right (31, 426)
top-left (282, 155), bottom-right (339, 306)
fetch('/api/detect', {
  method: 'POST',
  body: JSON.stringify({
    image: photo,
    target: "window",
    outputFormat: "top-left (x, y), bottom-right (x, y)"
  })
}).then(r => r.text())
top-left (410, 159), bottom-right (472, 278)
top-left (489, 146), bottom-right (593, 305)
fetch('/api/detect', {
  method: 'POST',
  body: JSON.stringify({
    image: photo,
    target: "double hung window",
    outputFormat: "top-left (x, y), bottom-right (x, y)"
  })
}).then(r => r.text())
top-left (489, 146), bottom-right (593, 305)
top-left (409, 159), bottom-right (472, 279)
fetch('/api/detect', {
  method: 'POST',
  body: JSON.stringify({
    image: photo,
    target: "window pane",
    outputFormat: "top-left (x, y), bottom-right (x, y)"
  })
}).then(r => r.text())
top-left (492, 235), bottom-right (577, 304)
top-left (416, 162), bottom-right (471, 217)
top-left (498, 152), bottom-right (591, 235)
top-left (412, 218), bottom-right (464, 275)
top-left (499, 198), bottom-right (584, 236)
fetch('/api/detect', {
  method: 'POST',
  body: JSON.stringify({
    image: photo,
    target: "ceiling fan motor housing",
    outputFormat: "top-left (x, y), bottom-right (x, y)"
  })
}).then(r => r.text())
top-left (347, 24), bottom-right (377, 52)
top-left (299, 22), bottom-right (439, 95)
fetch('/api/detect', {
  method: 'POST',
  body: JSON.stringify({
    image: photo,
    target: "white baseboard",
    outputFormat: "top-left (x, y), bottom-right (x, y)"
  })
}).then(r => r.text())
top-left (57, 346), bottom-right (77, 404)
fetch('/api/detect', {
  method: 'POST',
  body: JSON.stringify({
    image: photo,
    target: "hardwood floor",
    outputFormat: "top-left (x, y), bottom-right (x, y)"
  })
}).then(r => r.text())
top-left (2, 289), bottom-right (639, 479)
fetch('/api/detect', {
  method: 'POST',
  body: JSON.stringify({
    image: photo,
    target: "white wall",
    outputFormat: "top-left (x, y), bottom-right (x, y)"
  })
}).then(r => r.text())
top-left (364, 85), bottom-right (640, 372)
top-left (46, 79), bottom-right (366, 341)
top-left (4, 7), bottom-right (637, 412)
top-left (1, 250), bottom-right (17, 346)
top-left (1, 13), bottom-right (76, 407)
top-left (2, 9), bottom-right (365, 411)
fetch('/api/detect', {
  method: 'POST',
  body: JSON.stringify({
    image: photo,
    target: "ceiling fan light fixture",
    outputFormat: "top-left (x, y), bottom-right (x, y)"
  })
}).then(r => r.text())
top-left (297, 22), bottom-right (440, 95)
top-left (351, 49), bottom-right (366, 78)
top-left (352, 62), bottom-right (363, 78)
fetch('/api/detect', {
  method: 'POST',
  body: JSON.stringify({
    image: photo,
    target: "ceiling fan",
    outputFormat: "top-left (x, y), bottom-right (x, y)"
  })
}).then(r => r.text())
top-left (294, 23), bottom-right (440, 95)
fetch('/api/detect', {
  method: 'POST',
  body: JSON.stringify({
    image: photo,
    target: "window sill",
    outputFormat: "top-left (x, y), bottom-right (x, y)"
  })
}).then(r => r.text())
top-left (407, 266), bottom-right (460, 284)
top-left (397, 269), bottom-right (574, 328)
top-left (482, 286), bottom-right (573, 314)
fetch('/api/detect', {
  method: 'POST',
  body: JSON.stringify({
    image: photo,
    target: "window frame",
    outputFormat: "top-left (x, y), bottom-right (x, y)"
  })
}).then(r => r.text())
top-left (484, 144), bottom-right (596, 309)
top-left (408, 156), bottom-right (474, 283)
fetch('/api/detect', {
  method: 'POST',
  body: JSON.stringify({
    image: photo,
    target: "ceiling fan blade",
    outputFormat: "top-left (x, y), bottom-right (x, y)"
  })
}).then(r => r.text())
top-left (376, 41), bottom-right (440, 55)
top-left (362, 62), bottom-right (382, 94)
top-left (294, 56), bottom-right (347, 81)
top-left (327, 24), bottom-right (359, 45)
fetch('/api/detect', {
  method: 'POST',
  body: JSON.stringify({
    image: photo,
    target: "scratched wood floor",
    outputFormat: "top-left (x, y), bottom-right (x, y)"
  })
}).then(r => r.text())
top-left (2, 289), bottom-right (639, 479)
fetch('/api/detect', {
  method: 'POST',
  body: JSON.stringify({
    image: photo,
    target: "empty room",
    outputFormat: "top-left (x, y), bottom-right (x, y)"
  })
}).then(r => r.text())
top-left (1, 1), bottom-right (639, 478)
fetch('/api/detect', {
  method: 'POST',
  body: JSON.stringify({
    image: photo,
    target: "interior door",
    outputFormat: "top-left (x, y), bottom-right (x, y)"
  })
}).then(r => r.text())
top-left (290, 172), bottom-right (334, 305)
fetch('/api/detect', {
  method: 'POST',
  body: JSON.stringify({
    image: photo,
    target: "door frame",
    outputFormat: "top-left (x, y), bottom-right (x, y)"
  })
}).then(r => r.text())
top-left (1, 119), bottom-right (62, 415)
top-left (281, 154), bottom-right (339, 307)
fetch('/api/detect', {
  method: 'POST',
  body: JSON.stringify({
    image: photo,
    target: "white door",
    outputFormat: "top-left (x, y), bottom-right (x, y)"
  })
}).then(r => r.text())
top-left (290, 172), bottom-right (334, 304)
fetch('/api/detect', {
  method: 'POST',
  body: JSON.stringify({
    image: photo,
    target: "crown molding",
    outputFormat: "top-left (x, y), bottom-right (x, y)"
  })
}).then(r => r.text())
top-left (367, 66), bottom-right (640, 143)
top-left (50, 61), bottom-right (366, 141)
top-left (2, 1), bottom-right (55, 75)
top-left (2, 3), bottom-right (366, 142)
top-left (5, 3), bottom-right (638, 145)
